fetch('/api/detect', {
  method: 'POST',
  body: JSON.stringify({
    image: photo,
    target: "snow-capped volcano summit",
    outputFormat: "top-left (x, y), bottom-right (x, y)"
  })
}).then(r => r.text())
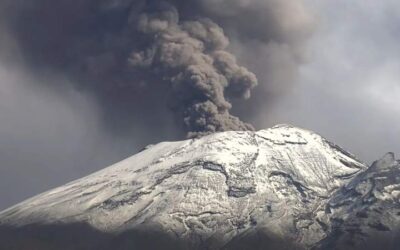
top-left (0, 125), bottom-right (398, 250)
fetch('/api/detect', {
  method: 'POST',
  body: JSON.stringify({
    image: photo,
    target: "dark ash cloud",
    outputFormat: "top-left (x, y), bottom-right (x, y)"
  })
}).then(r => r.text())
top-left (129, 3), bottom-right (257, 137)
top-left (0, 0), bottom-right (314, 138)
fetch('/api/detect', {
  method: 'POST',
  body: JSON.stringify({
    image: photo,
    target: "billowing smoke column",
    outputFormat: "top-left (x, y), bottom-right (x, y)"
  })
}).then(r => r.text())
top-left (0, 0), bottom-right (315, 140)
top-left (129, 3), bottom-right (257, 137)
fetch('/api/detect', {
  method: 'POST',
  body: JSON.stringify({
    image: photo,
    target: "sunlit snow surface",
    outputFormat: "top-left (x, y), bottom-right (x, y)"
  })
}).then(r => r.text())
top-left (0, 125), bottom-right (378, 248)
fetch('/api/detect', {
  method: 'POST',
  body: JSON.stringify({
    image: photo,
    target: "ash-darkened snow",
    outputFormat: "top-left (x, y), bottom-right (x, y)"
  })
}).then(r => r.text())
top-left (1, 125), bottom-right (398, 250)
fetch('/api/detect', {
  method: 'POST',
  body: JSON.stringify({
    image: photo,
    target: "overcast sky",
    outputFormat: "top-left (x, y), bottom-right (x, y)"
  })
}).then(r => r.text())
top-left (0, 0), bottom-right (399, 210)
top-left (263, 0), bottom-right (400, 162)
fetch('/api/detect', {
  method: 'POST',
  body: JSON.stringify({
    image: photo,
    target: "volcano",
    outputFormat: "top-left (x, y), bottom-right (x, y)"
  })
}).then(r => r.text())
top-left (1, 125), bottom-right (399, 250)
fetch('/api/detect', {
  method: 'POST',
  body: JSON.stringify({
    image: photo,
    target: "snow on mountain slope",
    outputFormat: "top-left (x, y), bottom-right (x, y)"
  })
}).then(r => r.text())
top-left (0, 125), bottom-right (367, 249)
top-left (316, 153), bottom-right (400, 249)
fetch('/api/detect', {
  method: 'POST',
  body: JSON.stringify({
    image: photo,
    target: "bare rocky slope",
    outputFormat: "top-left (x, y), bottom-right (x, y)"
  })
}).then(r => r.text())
top-left (0, 125), bottom-right (398, 250)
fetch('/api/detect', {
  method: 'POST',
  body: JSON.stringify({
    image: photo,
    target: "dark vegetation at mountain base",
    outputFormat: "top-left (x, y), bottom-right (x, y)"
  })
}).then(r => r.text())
top-left (0, 222), bottom-right (399, 250)
top-left (0, 222), bottom-right (300, 250)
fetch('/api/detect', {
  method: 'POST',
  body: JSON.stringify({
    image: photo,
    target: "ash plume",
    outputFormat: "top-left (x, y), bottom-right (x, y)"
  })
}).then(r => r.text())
top-left (0, 0), bottom-right (315, 138)
top-left (129, 3), bottom-right (257, 137)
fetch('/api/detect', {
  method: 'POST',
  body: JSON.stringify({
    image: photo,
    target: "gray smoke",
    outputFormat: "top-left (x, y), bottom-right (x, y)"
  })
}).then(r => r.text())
top-left (0, 0), bottom-right (314, 138)
top-left (129, 3), bottom-right (257, 137)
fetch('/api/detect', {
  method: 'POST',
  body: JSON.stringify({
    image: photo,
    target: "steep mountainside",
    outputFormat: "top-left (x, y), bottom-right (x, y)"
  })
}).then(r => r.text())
top-left (0, 125), bottom-right (398, 250)
top-left (316, 153), bottom-right (400, 249)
